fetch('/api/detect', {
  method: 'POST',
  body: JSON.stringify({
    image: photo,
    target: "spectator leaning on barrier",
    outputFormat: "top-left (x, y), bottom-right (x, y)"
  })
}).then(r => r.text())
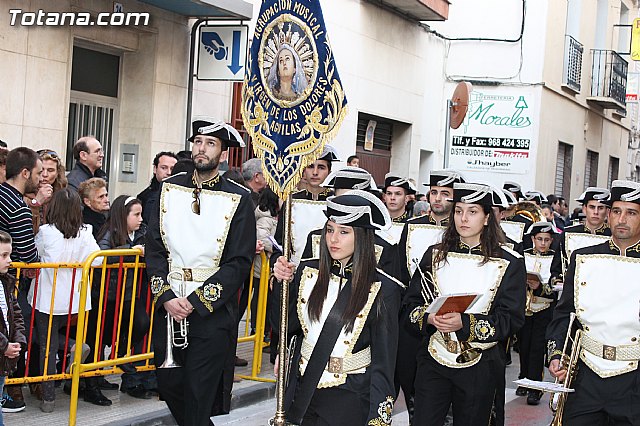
top-left (29, 188), bottom-right (100, 413)
top-left (137, 152), bottom-right (177, 224)
top-left (79, 178), bottom-right (110, 240)
top-left (93, 196), bottom-right (153, 401)
top-left (0, 147), bottom-right (42, 412)
top-left (66, 136), bottom-right (107, 191)
top-left (0, 231), bottom-right (26, 425)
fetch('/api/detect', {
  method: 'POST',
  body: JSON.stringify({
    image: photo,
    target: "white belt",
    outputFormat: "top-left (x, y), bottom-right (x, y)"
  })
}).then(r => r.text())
top-left (433, 331), bottom-right (497, 353)
top-left (169, 266), bottom-right (218, 283)
top-left (581, 333), bottom-right (640, 362)
top-left (301, 339), bottom-right (371, 374)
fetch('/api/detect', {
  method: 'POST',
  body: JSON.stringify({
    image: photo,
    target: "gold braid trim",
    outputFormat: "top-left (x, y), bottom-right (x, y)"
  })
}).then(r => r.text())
top-left (153, 286), bottom-right (172, 305)
top-left (409, 305), bottom-right (428, 331)
top-left (194, 288), bottom-right (214, 313)
top-left (468, 313), bottom-right (477, 342)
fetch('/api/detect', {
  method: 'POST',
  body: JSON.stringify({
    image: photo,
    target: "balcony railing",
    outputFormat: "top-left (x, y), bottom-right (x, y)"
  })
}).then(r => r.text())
top-left (562, 35), bottom-right (583, 92)
top-left (588, 49), bottom-right (628, 110)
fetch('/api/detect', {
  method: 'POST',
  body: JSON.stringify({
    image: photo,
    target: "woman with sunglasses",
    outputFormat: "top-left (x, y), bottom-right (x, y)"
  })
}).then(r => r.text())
top-left (273, 190), bottom-right (402, 426)
top-left (405, 183), bottom-right (526, 426)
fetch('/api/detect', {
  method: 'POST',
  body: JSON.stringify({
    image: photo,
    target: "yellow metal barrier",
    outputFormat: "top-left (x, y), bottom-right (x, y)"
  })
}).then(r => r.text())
top-left (10, 247), bottom-right (274, 425)
top-left (237, 252), bottom-right (275, 383)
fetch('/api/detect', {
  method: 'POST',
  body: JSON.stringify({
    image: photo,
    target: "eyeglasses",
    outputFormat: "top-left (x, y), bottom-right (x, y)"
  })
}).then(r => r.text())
top-left (534, 237), bottom-right (552, 244)
top-left (192, 187), bottom-right (201, 215)
top-left (37, 149), bottom-right (59, 159)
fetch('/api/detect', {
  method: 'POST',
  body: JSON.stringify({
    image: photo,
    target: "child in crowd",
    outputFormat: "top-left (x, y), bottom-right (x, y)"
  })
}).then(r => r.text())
top-left (0, 231), bottom-right (27, 425)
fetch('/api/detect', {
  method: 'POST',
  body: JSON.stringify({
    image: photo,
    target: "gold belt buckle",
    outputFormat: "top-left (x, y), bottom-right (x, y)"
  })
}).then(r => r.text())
top-left (327, 357), bottom-right (343, 374)
top-left (603, 345), bottom-right (616, 361)
top-left (446, 341), bottom-right (458, 354)
top-left (183, 268), bottom-right (193, 281)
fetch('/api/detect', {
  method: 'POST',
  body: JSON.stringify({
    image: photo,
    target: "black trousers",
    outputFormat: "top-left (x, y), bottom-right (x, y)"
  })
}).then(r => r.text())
top-left (154, 305), bottom-right (234, 426)
top-left (394, 320), bottom-right (421, 406)
top-left (414, 349), bottom-right (501, 426)
top-left (517, 308), bottom-right (552, 381)
top-left (562, 362), bottom-right (640, 425)
top-left (302, 387), bottom-right (368, 426)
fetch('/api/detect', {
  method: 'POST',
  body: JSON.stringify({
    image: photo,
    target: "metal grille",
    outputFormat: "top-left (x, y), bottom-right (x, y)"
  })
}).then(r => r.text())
top-left (584, 150), bottom-right (599, 189)
top-left (563, 35), bottom-right (583, 92)
top-left (67, 102), bottom-right (115, 176)
top-left (608, 156), bottom-right (619, 188)
top-left (590, 49), bottom-right (628, 107)
top-left (555, 142), bottom-right (573, 199)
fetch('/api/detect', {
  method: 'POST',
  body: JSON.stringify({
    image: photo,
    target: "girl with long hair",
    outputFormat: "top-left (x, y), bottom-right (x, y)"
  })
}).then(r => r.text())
top-left (90, 195), bottom-right (153, 401)
top-left (273, 190), bottom-right (402, 425)
top-left (404, 183), bottom-right (526, 425)
top-left (29, 188), bottom-right (100, 412)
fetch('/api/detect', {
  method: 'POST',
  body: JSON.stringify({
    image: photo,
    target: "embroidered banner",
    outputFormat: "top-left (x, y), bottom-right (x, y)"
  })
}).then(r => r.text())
top-left (242, 0), bottom-right (348, 199)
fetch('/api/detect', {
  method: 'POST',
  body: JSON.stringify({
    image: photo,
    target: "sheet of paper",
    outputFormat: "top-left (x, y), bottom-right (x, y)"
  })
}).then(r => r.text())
top-left (513, 378), bottom-right (574, 393)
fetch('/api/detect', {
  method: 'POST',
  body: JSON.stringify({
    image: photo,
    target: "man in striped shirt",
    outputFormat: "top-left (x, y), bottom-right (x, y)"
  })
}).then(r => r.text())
top-left (0, 147), bottom-right (42, 412)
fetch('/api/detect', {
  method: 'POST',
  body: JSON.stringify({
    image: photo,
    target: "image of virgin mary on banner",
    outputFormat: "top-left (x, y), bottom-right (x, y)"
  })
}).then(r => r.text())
top-left (242, 0), bottom-right (348, 199)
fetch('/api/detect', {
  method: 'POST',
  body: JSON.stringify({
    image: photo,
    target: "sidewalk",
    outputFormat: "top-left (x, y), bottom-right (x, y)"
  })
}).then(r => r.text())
top-left (5, 319), bottom-right (275, 426)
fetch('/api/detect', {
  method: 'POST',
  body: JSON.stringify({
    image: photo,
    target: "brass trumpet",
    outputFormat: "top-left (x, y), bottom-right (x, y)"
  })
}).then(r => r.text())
top-left (549, 313), bottom-right (583, 426)
top-left (159, 271), bottom-right (190, 369)
top-left (412, 259), bottom-right (481, 364)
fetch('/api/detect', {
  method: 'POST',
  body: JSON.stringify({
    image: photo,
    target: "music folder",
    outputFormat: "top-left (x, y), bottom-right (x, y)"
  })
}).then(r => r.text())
top-left (425, 293), bottom-right (483, 316)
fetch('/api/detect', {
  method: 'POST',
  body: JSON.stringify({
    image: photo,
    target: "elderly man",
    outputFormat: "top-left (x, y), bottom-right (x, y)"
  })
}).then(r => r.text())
top-left (67, 136), bottom-right (107, 190)
top-left (241, 158), bottom-right (266, 206)
top-left (547, 180), bottom-right (640, 425)
top-left (146, 118), bottom-right (255, 425)
top-left (137, 152), bottom-right (178, 224)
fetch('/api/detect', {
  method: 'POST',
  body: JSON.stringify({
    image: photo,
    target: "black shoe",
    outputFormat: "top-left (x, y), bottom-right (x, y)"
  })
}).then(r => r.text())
top-left (121, 385), bottom-right (152, 400)
top-left (119, 363), bottom-right (137, 374)
top-left (515, 386), bottom-right (528, 396)
top-left (235, 356), bottom-right (248, 367)
top-left (97, 377), bottom-right (119, 390)
top-left (527, 390), bottom-right (542, 405)
top-left (63, 380), bottom-right (86, 397)
top-left (83, 388), bottom-right (112, 406)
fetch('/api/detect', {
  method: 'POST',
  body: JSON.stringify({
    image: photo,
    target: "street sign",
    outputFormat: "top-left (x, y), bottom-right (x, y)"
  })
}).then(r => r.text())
top-left (632, 18), bottom-right (640, 61)
top-left (197, 26), bottom-right (249, 80)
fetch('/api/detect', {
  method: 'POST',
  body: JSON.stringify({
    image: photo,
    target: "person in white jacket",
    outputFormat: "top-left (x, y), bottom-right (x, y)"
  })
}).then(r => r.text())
top-left (29, 188), bottom-right (101, 412)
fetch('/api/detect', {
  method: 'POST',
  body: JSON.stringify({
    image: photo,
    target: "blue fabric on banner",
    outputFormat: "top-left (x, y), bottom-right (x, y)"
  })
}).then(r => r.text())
top-left (242, 0), bottom-right (348, 198)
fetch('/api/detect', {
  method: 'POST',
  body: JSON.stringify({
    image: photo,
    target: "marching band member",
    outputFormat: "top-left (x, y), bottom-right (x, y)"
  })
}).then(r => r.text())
top-left (561, 187), bottom-right (611, 261)
top-left (395, 169), bottom-right (463, 424)
top-left (516, 222), bottom-right (562, 405)
top-left (146, 118), bottom-right (256, 425)
top-left (300, 166), bottom-right (400, 279)
top-left (273, 190), bottom-right (402, 426)
top-left (547, 180), bottom-right (640, 425)
top-left (405, 183), bottom-right (526, 425)
top-left (383, 173), bottom-right (416, 224)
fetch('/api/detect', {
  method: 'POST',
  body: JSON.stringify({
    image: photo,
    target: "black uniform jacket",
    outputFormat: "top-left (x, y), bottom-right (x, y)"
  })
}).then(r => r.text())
top-left (404, 242), bottom-right (526, 363)
top-left (546, 240), bottom-right (640, 362)
top-left (286, 258), bottom-right (402, 425)
top-left (523, 247), bottom-right (562, 302)
top-left (145, 171), bottom-right (256, 317)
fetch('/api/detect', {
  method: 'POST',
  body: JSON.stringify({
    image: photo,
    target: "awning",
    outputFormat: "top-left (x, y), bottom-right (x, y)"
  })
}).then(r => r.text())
top-left (368, 0), bottom-right (449, 21)
top-left (138, 0), bottom-right (253, 20)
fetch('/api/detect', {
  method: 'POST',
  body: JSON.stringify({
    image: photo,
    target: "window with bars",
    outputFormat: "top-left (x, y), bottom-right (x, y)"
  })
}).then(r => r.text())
top-left (584, 150), bottom-right (599, 189)
top-left (608, 156), bottom-right (619, 188)
top-left (555, 142), bottom-right (573, 199)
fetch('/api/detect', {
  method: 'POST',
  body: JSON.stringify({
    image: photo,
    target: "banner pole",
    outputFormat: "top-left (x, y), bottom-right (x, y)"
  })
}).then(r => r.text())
top-left (274, 195), bottom-right (292, 426)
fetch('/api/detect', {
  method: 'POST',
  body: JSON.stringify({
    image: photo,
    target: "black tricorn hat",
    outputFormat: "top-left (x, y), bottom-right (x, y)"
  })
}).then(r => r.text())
top-left (526, 221), bottom-right (559, 236)
top-left (324, 190), bottom-right (391, 230)
top-left (523, 190), bottom-right (548, 205)
top-left (321, 166), bottom-right (373, 190)
top-left (575, 187), bottom-right (610, 205)
top-left (188, 119), bottom-right (245, 148)
top-left (425, 169), bottom-right (465, 188)
top-left (491, 187), bottom-right (510, 210)
top-left (317, 145), bottom-right (340, 162)
top-left (503, 181), bottom-right (523, 201)
top-left (603, 180), bottom-right (640, 206)
top-left (452, 183), bottom-right (494, 208)
top-left (383, 173), bottom-right (417, 195)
